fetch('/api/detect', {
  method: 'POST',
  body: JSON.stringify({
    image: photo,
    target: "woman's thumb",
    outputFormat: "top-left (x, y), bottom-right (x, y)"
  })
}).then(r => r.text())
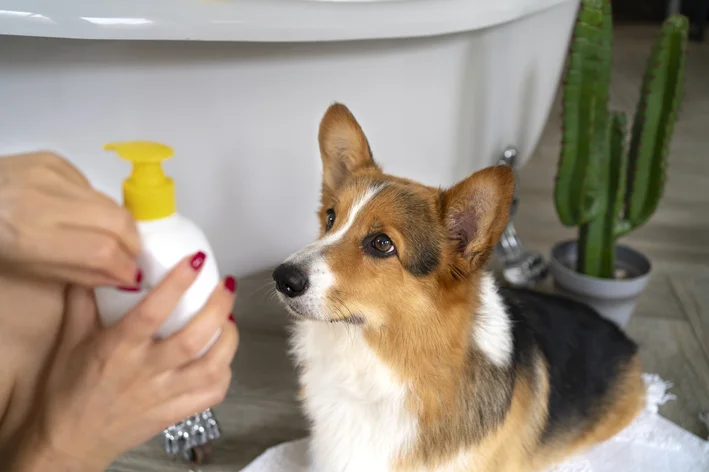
top-left (60, 284), bottom-right (99, 349)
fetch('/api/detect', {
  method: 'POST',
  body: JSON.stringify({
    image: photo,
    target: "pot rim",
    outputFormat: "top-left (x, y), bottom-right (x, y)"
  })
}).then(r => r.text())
top-left (550, 239), bottom-right (652, 287)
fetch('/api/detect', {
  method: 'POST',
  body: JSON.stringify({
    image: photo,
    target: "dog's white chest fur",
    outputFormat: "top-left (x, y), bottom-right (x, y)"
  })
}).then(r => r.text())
top-left (288, 275), bottom-right (510, 472)
top-left (290, 321), bottom-right (418, 472)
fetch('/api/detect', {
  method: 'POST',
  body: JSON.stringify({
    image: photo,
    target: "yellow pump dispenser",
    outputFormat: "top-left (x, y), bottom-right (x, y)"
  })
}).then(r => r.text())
top-left (104, 141), bottom-right (176, 221)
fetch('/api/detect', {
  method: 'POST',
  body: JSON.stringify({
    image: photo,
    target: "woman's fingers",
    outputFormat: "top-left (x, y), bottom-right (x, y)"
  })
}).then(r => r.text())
top-left (149, 368), bottom-right (233, 429)
top-left (37, 151), bottom-right (92, 187)
top-left (155, 321), bottom-right (239, 399)
top-left (113, 252), bottom-right (207, 343)
top-left (55, 192), bottom-right (142, 259)
top-left (33, 159), bottom-right (141, 267)
top-left (26, 228), bottom-right (140, 286)
top-left (150, 277), bottom-right (237, 370)
top-left (139, 325), bottom-right (236, 429)
top-left (37, 156), bottom-right (141, 257)
top-left (5, 260), bottom-right (130, 288)
top-left (0, 157), bottom-right (141, 285)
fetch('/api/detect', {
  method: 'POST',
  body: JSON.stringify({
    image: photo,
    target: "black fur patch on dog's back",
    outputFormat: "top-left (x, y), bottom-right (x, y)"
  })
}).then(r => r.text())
top-left (499, 286), bottom-right (638, 442)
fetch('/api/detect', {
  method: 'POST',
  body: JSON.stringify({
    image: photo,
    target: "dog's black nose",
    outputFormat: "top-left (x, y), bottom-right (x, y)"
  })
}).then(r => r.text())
top-left (273, 263), bottom-right (309, 298)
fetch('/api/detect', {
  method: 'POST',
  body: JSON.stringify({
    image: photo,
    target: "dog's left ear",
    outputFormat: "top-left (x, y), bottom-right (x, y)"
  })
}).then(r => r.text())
top-left (440, 165), bottom-right (516, 271)
top-left (318, 103), bottom-right (379, 193)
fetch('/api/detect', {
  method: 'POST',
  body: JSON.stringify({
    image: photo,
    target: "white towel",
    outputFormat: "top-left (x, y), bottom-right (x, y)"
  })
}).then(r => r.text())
top-left (240, 374), bottom-right (709, 472)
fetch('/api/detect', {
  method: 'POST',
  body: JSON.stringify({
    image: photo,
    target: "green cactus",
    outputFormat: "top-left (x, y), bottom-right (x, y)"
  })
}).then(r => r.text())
top-left (555, 0), bottom-right (688, 279)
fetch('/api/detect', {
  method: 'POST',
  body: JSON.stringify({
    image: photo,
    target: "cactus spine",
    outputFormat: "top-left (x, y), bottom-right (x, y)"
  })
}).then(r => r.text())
top-left (555, 0), bottom-right (688, 278)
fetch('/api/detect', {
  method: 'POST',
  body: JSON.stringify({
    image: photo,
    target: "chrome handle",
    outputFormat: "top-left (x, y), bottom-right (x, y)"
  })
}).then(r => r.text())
top-left (162, 408), bottom-right (221, 457)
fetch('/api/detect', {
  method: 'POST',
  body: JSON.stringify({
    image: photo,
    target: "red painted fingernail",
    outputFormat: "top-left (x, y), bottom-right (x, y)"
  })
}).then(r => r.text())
top-left (190, 251), bottom-right (206, 271)
top-left (228, 314), bottom-right (235, 323)
top-left (118, 285), bottom-right (140, 292)
top-left (224, 276), bottom-right (236, 293)
top-left (118, 269), bottom-right (142, 292)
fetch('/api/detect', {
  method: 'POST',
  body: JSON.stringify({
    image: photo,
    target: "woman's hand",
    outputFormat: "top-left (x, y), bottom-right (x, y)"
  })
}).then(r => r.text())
top-left (10, 252), bottom-right (239, 472)
top-left (0, 151), bottom-right (141, 287)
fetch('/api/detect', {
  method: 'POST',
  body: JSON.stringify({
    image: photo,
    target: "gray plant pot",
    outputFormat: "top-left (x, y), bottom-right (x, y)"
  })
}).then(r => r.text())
top-left (549, 240), bottom-right (652, 328)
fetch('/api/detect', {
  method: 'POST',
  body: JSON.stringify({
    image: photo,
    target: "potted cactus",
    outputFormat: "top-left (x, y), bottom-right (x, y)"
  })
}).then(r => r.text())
top-left (549, 0), bottom-right (689, 327)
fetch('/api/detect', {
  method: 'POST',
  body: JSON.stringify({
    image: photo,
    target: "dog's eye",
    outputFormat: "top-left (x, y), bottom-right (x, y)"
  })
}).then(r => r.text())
top-left (325, 209), bottom-right (336, 231)
top-left (371, 234), bottom-right (395, 255)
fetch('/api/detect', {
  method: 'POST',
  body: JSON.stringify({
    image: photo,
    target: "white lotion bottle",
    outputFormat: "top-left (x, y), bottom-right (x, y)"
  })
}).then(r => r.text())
top-left (95, 141), bottom-right (221, 345)
top-left (94, 141), bottom-right (223, 456)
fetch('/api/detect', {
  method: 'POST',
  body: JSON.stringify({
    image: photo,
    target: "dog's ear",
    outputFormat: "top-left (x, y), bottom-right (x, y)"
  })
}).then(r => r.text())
top-left (318, 103), bottom-right (379, 193)
top-left (440, 165), bottom-right (516, 272)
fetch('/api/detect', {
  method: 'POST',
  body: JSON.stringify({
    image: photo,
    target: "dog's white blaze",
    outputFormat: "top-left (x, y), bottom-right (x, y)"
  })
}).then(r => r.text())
top-left (291, 321), bottom-right (418, 472)
top-left (320, 183), bottom-right (385, 247)
top-left (281, 184), bottom-right (386, 320)
top-left (286, 184), bottom-right (385, 265)
top-left (473, 274), bottom-right (513, 367)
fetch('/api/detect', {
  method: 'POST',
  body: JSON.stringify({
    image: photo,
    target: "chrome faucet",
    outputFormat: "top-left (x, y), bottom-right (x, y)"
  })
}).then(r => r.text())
top-left (162, 407), bottom-right (221, 464)
top-left (494, 147), bottom-right (548, 287)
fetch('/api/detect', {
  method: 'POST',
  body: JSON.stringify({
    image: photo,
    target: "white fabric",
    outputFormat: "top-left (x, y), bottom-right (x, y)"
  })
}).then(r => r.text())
top-left (240, 374), bottom-right (709, 472)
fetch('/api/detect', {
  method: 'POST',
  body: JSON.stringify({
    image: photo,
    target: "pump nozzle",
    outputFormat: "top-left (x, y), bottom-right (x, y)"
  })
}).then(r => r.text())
top-left (105, 141), bottom-right (176, 221)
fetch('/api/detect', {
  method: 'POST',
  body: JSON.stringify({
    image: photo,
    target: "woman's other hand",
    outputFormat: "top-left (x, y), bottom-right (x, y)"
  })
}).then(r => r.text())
top-left (0, 151), bottom-right (141, 287)
top-left (10, 252), bottom-right (238, 472)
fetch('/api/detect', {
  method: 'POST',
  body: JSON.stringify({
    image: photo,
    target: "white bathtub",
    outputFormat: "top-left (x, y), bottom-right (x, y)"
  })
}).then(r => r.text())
top-left (0, 0), bottom-right (578, 278)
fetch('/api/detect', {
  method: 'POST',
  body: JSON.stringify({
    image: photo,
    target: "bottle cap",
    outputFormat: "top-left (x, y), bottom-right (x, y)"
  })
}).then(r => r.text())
top-left (104, 141), bottom-right (176, 221)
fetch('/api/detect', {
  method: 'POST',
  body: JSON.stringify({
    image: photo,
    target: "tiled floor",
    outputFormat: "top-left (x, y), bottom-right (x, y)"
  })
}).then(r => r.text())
top-left (110, 23), bottom-right (709, 472)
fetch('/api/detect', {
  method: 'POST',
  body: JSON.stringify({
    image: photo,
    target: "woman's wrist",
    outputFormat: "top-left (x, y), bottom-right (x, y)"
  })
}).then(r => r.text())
top-left (7, 424), bottom-right (107, 472)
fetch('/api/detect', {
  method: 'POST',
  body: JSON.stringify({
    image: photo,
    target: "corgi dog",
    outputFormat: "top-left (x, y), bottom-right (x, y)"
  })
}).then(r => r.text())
top-left (272, 103), bottom-right (645, 472)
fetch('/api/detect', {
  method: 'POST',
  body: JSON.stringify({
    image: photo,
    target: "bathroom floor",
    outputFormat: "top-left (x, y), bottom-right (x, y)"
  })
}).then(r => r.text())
top-left (108, 24), bottom-right (709, 472)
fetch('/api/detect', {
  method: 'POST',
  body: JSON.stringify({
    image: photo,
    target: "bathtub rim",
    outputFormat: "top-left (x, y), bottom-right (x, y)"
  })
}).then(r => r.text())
top-left (0, 0), bottom-right (579, 43)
